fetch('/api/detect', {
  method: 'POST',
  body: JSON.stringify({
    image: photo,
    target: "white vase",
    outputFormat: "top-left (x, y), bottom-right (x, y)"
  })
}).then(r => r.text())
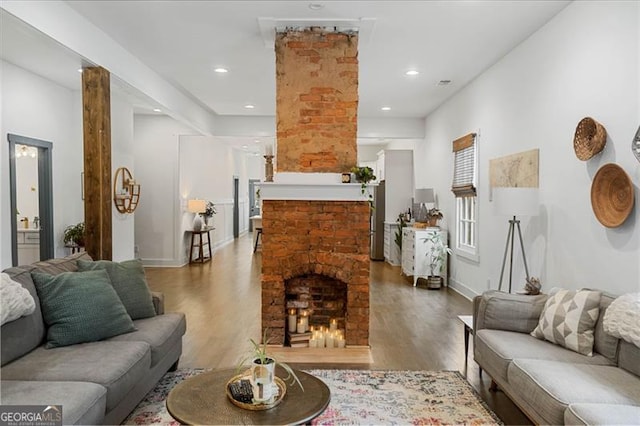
top-left (250, 358), bottom-right (276, 403)
top-left (192, 215), bottom-right (203, 231)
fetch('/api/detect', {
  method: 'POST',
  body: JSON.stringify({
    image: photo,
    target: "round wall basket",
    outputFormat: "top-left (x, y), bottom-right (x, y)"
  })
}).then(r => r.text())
top-left (590, 163), bottom-right (634, 228)
top-left (574, 117), bottom-right (607, 161)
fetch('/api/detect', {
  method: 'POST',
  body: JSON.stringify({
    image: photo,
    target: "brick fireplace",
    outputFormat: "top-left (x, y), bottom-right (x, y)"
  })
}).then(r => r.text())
top-left (260, 28), bottom-right (370, 347)
top-left (261, 200), bottom-right (370, 346)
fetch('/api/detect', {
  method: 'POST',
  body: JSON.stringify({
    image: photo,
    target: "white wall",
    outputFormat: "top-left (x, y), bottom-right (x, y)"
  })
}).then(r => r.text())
top-left (178, 136), bottom-right (256, 263)
top-left (133, 115), bottom-right (195, 266)
top-left (133, 116), bottom-right (261, 266)
top-left (417, 1), bottom-right (639, 298)
top-left (111, 94), bottom-right (135, 261)
top-left (1, 60), bottom-right (83, 268)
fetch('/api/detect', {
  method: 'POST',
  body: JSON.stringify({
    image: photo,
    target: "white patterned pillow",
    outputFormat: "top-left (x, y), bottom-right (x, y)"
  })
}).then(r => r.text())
top-left (603, 292), bottom-right (640, 348)
top-left (531, 289), bottom-right (602, 356)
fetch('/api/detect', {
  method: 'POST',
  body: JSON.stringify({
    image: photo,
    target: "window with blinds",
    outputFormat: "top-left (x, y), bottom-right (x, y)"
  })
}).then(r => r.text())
top-left (452, 132), bottom-right (478, 260)
top-left (451, 133), bottom-right (477, 197)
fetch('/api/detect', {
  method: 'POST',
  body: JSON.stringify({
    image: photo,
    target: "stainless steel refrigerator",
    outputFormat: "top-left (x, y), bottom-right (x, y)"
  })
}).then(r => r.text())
top-left (370, 180), bottom-right (385, 260)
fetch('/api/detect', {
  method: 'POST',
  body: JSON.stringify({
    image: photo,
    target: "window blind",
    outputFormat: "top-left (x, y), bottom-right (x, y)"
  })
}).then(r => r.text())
top-left (451, 133), bottom-right (477, 197)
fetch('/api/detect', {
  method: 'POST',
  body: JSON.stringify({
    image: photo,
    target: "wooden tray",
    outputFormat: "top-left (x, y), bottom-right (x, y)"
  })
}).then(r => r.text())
top-left (225, 373), bottom-right (287, 411)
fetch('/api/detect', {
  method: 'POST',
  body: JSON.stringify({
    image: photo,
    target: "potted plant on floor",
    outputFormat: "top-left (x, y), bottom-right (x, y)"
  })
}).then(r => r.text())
top-left (395, 213), bottom-right (408, 251)
top-left (237, 329), bottom-right (303, 404)
top-left (424, 230), bottom-right (452, 289)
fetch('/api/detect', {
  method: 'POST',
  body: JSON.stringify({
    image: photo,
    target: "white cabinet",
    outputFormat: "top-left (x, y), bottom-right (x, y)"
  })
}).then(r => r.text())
top-left (383, 222), bottom-right (401, 266)
top-left (401, 227), bottom-right (448, 287)
top-left (17, 230), bottom-right (40, 265)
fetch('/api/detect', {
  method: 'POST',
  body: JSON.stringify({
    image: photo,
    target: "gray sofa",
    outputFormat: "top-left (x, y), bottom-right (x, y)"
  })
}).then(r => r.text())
top-left (0, 253), bottom-right (186, 425)
top-left (473, 290), bottom-right (640, 425)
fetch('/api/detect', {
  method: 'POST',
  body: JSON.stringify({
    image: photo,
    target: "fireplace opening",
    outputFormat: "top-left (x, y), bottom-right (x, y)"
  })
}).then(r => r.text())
top-left (285, 274), bottom-right (347, 347)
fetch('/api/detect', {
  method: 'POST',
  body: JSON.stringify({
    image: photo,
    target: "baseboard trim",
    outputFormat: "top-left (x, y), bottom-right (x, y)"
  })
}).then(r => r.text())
top-left (141, 234), bottom-right (239, 267)
top-left (448, 278), bottom-right (480, 301)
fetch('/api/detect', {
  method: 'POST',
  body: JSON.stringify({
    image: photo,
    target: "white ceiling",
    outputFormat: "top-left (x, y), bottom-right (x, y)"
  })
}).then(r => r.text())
top-left (1, 1), bottom-right (570, 151)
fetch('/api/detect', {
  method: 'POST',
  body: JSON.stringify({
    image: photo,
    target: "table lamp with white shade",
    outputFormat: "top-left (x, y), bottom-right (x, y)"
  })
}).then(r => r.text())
top-left (187, 199), bottom-right (207, 231)
top-left (493, 187), bottom-right (539, 293)
top-left (414, 188), bottom-right (435, 223)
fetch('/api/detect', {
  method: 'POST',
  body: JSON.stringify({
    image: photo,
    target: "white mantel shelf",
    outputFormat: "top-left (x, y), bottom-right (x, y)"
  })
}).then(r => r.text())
top-left (258, 173), bottom-right (377, 201)
top-left (259, 182), bottom-right (376, 201)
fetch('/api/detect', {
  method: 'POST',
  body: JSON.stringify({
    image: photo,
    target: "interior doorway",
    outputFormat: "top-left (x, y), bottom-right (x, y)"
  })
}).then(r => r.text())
top-left (233, 176), bottom-right (239, 239)
top-left (8, 134), bottom-right (54, 266)
top-left (248, 179), bottom-right (261, 232)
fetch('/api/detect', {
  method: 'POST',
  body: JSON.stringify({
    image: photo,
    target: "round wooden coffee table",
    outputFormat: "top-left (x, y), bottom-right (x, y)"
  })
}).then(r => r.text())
top-left (166, 368), bottom-right (330, 425)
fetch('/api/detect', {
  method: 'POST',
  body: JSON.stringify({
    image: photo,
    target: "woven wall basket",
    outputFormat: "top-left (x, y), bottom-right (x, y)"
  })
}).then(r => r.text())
top-left (590, 163), bottom-right (634, 228)
top-left (574, 117), bottom-right (607, 161)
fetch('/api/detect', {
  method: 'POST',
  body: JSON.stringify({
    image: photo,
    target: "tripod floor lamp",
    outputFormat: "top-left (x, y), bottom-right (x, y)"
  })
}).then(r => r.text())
top-left (493, 187), bottom-right (539, 293)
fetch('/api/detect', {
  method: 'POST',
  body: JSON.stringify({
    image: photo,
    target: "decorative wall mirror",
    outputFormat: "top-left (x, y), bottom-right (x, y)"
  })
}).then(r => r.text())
top-left (113, 167), bottom-right (141, 213)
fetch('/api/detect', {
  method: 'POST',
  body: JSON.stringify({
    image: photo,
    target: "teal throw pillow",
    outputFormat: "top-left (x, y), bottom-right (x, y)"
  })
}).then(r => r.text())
top-left (77, 259), bottom-right (156, 320)
top-left (31, 270), bottom-right (135, 348)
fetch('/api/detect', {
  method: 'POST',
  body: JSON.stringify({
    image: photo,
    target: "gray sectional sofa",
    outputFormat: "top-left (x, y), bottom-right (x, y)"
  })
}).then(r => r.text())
top-left (0, 253), bottom-right (186, 425)
top-left (473, 290), bottom-right (640, 425)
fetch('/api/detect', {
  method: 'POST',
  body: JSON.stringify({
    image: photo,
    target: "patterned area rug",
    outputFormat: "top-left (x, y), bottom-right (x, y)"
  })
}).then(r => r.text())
top-left (123, 369), bottom-right (502, 425)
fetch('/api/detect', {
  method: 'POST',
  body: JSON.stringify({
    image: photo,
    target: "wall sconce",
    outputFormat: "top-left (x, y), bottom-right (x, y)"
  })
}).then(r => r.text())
top-left (113, 167), bottom-right (141, 213)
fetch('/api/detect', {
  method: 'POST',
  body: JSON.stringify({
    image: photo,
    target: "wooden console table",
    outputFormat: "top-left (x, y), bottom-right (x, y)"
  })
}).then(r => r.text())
top-left (188, 228), bottom-right (213, 264)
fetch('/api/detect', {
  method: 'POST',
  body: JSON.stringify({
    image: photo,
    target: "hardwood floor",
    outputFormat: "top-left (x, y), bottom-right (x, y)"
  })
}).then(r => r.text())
top-left (144, 233), bottom-right (531, 425)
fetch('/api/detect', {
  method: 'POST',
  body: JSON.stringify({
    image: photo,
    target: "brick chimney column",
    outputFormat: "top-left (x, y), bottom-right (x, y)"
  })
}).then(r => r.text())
top-left (275, 29), bottom-right (359, 173)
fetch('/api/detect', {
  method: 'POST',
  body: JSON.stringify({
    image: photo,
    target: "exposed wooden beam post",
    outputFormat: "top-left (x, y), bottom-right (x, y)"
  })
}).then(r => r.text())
top-left (82, 66), bottom-right (112, 260)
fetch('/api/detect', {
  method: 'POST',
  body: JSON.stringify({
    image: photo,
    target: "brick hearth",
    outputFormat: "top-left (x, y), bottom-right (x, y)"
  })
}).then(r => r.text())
top-left (261, 200), bottom-right (370, 346)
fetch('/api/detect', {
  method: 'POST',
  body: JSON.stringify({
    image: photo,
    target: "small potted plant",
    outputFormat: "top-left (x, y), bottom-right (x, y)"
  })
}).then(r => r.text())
top-left (423, 230), bottom-right (452, 289)
top-left (426, 208), bottom-right (443, 227)
top-left (237, 329), bottom-right (303, 404)
top-left (202, 201), bottom-right (217, 226)
top-left (350, 166), bottom-right (376, 205)
top-left (63, 222), bottom-right (85, 247)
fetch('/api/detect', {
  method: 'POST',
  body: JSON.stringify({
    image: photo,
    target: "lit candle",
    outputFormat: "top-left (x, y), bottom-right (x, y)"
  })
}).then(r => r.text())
top-left (300, 310), bottom-right (309, 332)
top-left (337, 335), bottom-right (346, 348)
top-left (309, 338), bottom-right (317, 348)
top-left (297, 318), bottom-right (305, 334)
top-left (288, 309), bottom-right (297, 333)
top-left (329, 318), bottom-right (338, 332)
top-left (317, 331), bottom-right (325, 348)
top-left (325, 332), bottom-right (334, 348)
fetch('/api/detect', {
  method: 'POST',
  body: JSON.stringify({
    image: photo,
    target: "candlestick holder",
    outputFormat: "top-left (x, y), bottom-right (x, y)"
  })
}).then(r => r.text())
top-left (264, 155), bottom-right (274, 182)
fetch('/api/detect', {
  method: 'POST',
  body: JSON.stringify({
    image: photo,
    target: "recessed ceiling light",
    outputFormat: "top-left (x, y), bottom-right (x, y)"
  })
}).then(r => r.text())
top-left (244, 104), bottom-right (255, 109)
top-left (405, 70), bottom-right (419, 76)
top-left (437, 80), bottom-right (452, 86)
top-left (381, 106), bottom-right (391, 111)
top-left (214, 67), bottom-right (228, 73)
top-left (242, 145), bottom-right (248, 149)
top-left (309, 3), bottom-right (324, 10)
top-left (77, 68), bottom-right (83, 73)
top-left (254, 139), bottom-right (261, 144)
top-left (153, 108), bottom-right (161, 113)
